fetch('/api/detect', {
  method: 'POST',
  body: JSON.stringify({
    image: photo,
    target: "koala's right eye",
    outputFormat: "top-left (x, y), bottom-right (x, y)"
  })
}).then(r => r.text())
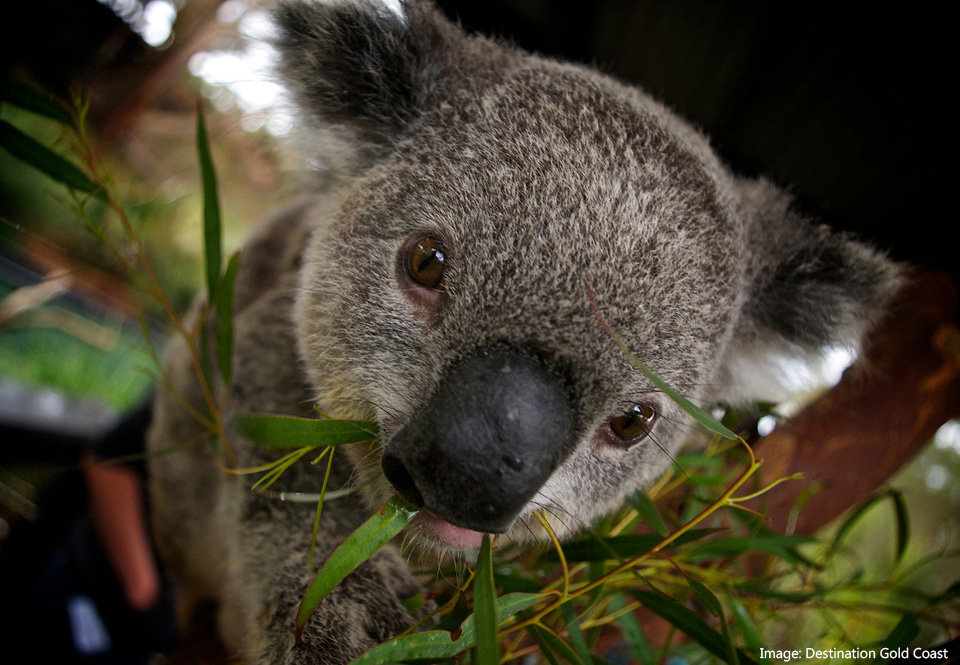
top-left (404, 235), bottom-right (446, 289)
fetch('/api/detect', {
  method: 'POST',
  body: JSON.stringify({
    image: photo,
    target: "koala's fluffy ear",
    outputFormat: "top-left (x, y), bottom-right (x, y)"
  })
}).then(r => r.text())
top-left (273, 0), bottom-right (457, 170)
top-left (724, 178), bottom-right (903, 402)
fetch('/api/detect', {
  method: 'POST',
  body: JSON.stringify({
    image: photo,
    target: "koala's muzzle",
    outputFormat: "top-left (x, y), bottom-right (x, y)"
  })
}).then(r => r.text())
top-left (381, 349), bottom-right (577, 534)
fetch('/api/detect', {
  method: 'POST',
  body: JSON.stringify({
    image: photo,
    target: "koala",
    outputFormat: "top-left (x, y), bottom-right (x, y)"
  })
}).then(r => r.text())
top-left (146, 1), bottom-right (901, 663)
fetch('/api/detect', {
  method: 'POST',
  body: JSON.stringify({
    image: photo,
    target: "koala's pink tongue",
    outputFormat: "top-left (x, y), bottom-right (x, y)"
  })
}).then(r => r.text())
top-left (419, 511), bottom-right (485, 549)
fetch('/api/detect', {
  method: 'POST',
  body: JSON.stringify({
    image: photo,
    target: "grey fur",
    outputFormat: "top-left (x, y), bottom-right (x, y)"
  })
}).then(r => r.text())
top-left (147, 1), bottom-right (902, 662)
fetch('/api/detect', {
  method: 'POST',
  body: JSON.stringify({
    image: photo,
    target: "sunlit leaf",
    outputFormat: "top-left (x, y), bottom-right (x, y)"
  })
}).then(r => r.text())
top-left (347, 593), bottom-right (541, 665)
top-left (296, 497), bottom-right (418, 642)
top-left (0, 119), bottom-right (100, 196)
top-left (873, 613), bottom-right (919, 664)
top-left (474, 534), bottom-right (499, 665)
top-left (234, 413), bottom-right (378, 448)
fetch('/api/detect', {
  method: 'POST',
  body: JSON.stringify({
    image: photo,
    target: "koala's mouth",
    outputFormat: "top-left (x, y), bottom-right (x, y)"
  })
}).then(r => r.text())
top-left (412, 510), bottom-right (486, 550)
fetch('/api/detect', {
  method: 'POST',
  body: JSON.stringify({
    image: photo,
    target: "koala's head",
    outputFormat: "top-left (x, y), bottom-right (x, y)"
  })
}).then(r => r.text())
top-left (275, 0), bottom-right (901, 549)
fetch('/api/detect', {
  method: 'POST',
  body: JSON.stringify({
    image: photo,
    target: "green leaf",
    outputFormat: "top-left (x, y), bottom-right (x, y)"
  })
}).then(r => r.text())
top-left (215, 251), bottom-right (240, 386)
top-left (873, 613), bottom-right (919, 664)
top-left (586, 283), bottom-right (737, 440)
top-left (686, 579), bottom-right (738, 665)
top-left (628, 490), bottom-right (669, 537)
top-left (830, 490), bottom-right (910, 564)
top-left (1, 82), bottom-right (73, 125)
top-left (629, 590), bottom-right (757, 665)
top-left (547, 529), bottom-right (720, 562)
top-left (727, 597), bottom-right (767, 665)
top-left (348, 593), bottom-right (542, 665)
top-left (687, 536), bottom-right (816, 562)
top-left (234, 413), bottom-right (378, 448)
top-left (524, 625), bottom-right (567, 665)
top-left (608, 594), bottom-right (654, 665)
top-left (295, 497), bottom-right (418, 642)
top-left (890, 489), bottom-right (910, 564)
top-left (561, 603), bottom-right (591, 665)
top-left (474, 534), bottom-right (499, 665)
top-left (196, 106), bottom-right (222, 304)
top-left (734, 582), bottom-right (825, 603)
top-left (0, 119), bottom-right (101, 196)
top-left (620, 350), bottom-right (738, 440)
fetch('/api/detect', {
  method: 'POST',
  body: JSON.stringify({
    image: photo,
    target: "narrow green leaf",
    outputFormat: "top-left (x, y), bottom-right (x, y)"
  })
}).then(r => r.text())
top-left (609, 594), bottom-right (655, 665)
top-left (585, 284), bottom-right (737, 441)
top-left (629, 590), bottom-right (757, 665)
top-left (524, 625), bottom-right (565, 665)
top-left (0, 119), bottom-right (100, 195)
top-left (687, 536), bottom-right (815, 562)
top-left (735, 583), bottom-right (824, 603)
top-left (234, 413), bottom-right (378, 448)
top-left (474, 534), bottom-right (499, 665)
top-left (347, 593), bottom-right (542, 665)
top-left (890, 489), bottom-right (910, 564)
top-left (619, 349), bottom-right (738, 440)
top-left (628, 490), bottom-right (669, 537)
top-left (686, 579), bottom-right (738, 665)
top-left (215, 251), bottom-right (240, 386)
top-left (1, 82), bottom-right (74, 125)
top-left (830, 490), bottom-right (909, 564)
top-left (196, 106), bottom-right (222, 304)
top-left (727, 597), bottom-right (768, 665)
top-left (545, 529), bottom-right (720, 562)
top-left (295, 497), bottom-right (418, 642)
top-left (873, 613), bottom-right (919, 664)
top-left (561, 603), bottom-right (591, 665)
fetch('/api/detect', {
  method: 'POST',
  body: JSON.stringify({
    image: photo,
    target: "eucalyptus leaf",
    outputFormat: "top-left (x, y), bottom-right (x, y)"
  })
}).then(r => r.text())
top-left (629, 590), bottom-right (757, 665)
top-left (347, 593), bottom-right (541, 665)
top-left (215, 251), bottom-right (240, 386)
top-left (628, 490), bottom-right (669, 537)
top-left (474, 534), bottom-right (499, 665)
top-left (0, 119), bottom-right (100, 196)
top-left (234, 413), bottom-right (378, 448)
top-left (545, 529), bottom-right (720, 562)
top-left (873, 613), bottom-right (919, 664)
top-left (296, 497), bottom-right (418, 642)
top-left (196, 106), bottom-right (222, 305)
top-left (1, 81), bottom-right (73, 125)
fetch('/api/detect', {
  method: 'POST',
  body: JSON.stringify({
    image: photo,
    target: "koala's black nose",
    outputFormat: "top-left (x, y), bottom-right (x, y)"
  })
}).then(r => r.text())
top-left (382, 348), bottom-right (577, 534)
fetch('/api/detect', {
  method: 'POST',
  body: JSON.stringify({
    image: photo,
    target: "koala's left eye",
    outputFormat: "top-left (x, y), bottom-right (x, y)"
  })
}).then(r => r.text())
top-left (404, 235), bottom-right (446, 289)
top-left (607, 404), bottom-right (657, 448)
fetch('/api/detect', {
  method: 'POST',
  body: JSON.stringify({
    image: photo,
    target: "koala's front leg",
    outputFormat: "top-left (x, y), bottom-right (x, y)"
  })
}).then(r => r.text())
top-left (218, 488), bottom-right (426, 665)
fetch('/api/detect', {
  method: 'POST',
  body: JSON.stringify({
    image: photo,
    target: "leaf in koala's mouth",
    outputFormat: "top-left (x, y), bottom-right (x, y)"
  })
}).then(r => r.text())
top-left (295, 496), bottom-right (417, 644)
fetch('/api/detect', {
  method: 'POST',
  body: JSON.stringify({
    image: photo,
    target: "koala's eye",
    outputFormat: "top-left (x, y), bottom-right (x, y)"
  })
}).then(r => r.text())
top-left (608, 404), bottom-right (657, 447)
top-left (404, 235), bottom-right (446, 289)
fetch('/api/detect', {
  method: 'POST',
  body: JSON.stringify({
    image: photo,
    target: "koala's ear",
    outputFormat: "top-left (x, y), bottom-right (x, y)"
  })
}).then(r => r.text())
top-left (272, 0), bottom-right (456, 169)
top-left (724, 178), bottom-right (903, 402)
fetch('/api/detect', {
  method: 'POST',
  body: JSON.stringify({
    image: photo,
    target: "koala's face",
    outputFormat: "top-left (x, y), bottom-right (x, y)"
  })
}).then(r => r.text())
top-left (281, 0), bottom-right (899, 550)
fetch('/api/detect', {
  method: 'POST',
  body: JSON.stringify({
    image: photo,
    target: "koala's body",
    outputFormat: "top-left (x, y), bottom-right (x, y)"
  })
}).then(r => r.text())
top-left (147, 1), bottom-right (901, 662)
